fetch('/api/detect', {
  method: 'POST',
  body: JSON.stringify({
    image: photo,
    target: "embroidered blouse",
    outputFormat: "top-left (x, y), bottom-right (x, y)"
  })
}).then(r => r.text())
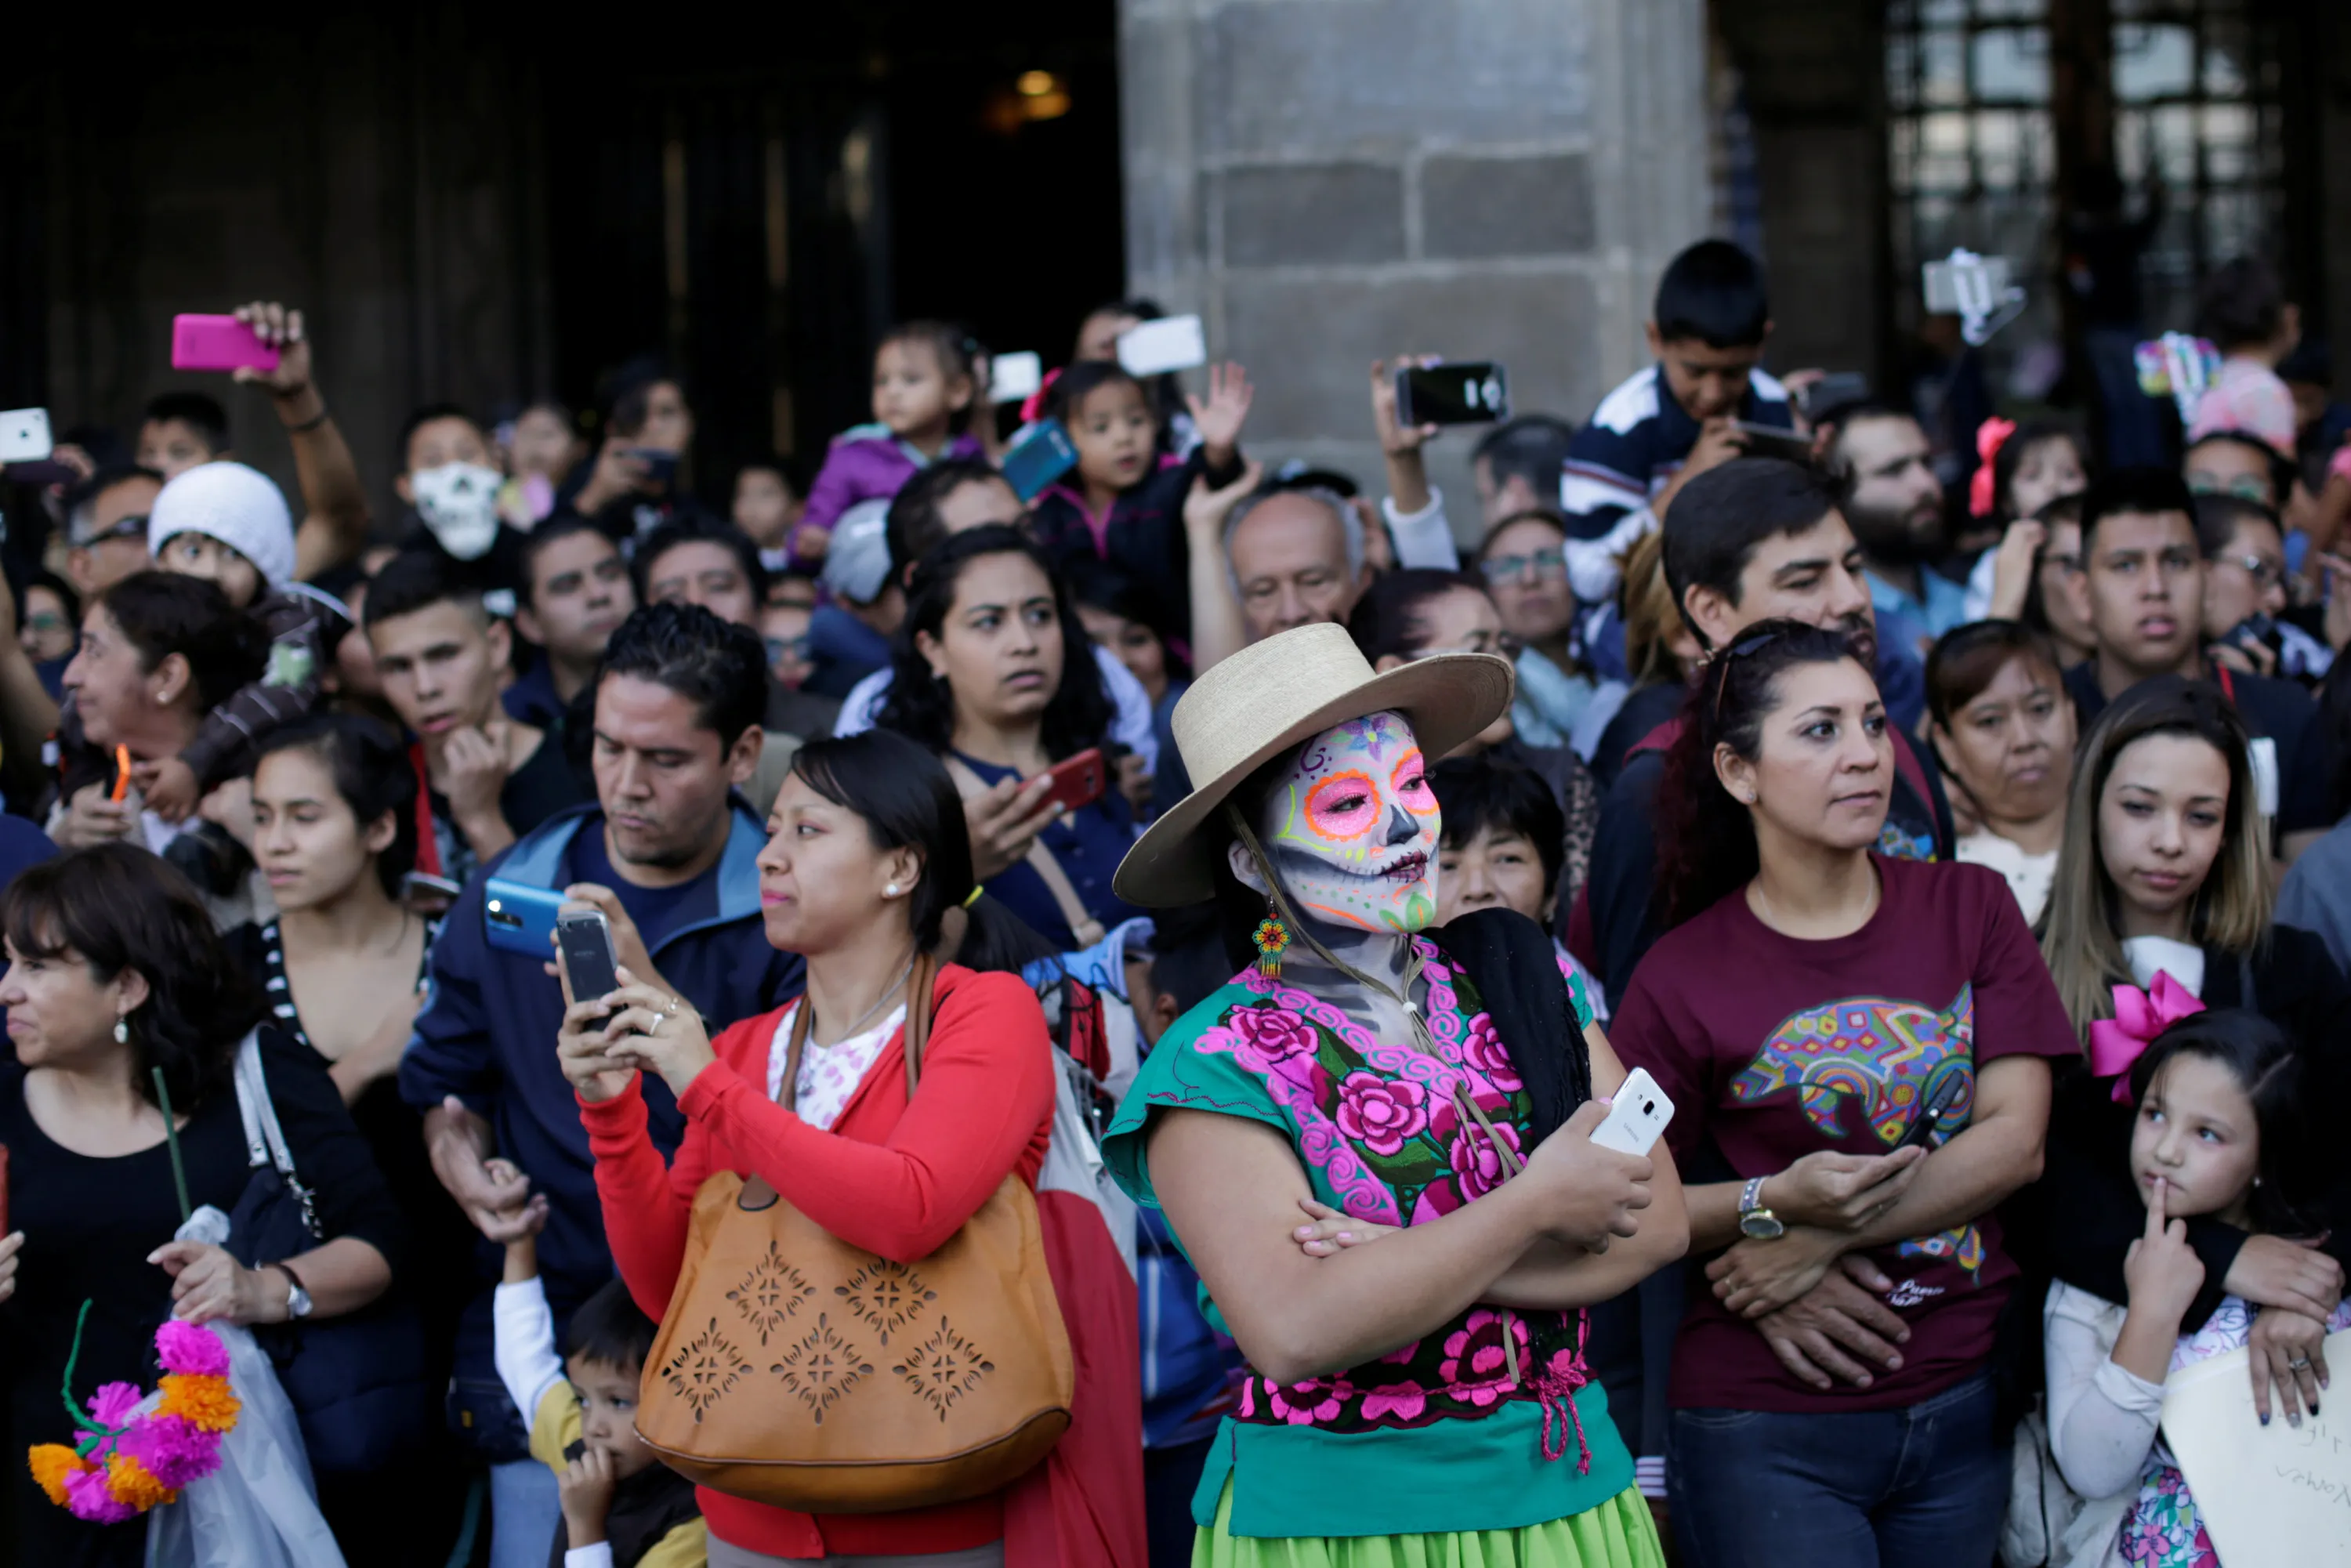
top-left (1102, 938), bottom-right (1635, 1540)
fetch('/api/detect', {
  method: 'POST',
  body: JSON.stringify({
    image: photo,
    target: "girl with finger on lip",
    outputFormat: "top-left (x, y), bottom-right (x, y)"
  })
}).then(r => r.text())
top-left (2034, 676), bottom-right (2351, 1442)
top-left (1607, 621), bottom-right (2074, 1568)
top-left (2041, 1009), bottom-right (2342, 1566)
top-left (1927, 620), bottom-right (2078, 922)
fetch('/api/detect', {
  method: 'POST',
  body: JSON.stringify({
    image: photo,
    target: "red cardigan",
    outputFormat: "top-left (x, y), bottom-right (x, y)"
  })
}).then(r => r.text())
top-left (581, 965), bottom-right (1056, 1560)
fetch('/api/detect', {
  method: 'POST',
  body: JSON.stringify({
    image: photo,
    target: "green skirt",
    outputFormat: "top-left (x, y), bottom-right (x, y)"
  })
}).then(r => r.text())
top-left (1190, 1478), bottom-right (1665, 1568)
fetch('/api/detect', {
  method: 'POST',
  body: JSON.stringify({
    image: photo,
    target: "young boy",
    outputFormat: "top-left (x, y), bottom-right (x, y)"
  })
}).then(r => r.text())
top-left (1559, 239), bottom-right (1792, 583)
top-left (488, 1164), bottom-right (705, 1568)
top-left (136, 391), bottom-right (231, 480)
top-left (139, 460), bottom-right (352, 820)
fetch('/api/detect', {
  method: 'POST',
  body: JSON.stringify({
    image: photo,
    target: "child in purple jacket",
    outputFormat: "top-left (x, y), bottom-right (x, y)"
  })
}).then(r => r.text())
top-left (795, 320), bottom-right (984, 562)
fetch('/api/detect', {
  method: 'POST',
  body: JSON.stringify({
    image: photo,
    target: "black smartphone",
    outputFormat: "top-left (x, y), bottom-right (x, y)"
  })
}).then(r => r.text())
top-left (1730, 419), bottom-right (1816, 459)
top-left (622, 448), bottom-right (680, 490)
top-left (1796, 372), bottom-right (1871, 423)
top-left (556, 909), bottom-right (621, 1005)
top-left (1896, 1071), bottom-right (1970, 1152)
top-left (1396, 361), bottom-right (1510, 426)
top-left (2225, 614), bottom-right (2280, 656)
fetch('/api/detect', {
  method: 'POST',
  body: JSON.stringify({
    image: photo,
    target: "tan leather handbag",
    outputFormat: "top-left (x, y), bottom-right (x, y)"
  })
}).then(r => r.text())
top-left (634, 957), bottom-right (1074, 1512)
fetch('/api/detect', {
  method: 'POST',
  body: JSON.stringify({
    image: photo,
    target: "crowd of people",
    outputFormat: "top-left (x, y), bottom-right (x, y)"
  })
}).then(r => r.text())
top-left (0, 234), bottom-right (2347, 1568)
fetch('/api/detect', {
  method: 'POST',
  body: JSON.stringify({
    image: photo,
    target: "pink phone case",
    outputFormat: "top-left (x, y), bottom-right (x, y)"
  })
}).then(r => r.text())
top-left (170, 314), bottom-right (280, 374)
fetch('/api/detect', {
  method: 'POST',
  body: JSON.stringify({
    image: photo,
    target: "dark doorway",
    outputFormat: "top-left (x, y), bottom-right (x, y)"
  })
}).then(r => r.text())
top-left (538, 2), bottom-right (1122, 509)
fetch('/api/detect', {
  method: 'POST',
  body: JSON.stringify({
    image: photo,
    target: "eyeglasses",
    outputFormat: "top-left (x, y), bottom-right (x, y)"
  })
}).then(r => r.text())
top-left (23, 613), bottom-right (67, 635)
top-left (2186, 472), bottom-right (2273, 504)
top-left (78, 513), bottom-right (148, 546)
top-left (765, 634), bottom-right (812, 664)
top-left (1480, 552), bottom-right (1567, 586)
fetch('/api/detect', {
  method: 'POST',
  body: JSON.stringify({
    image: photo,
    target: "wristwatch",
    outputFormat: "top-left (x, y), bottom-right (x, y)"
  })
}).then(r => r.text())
top-left (1737, 1176), bottom-right (1785, 1240)
top-left (273, 1263), bottom-right (313, 1320)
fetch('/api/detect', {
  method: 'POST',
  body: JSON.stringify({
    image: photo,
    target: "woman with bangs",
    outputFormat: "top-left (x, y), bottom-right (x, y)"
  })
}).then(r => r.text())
top-left (1925, 621), bottom-right (2077, 923)
top-left (2035, 677), bottom-right (2351, 1426)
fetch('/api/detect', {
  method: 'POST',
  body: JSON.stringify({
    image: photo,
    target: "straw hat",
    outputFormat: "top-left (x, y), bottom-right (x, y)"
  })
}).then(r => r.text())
top-left (1113, 623), bottom-right (1513, 907)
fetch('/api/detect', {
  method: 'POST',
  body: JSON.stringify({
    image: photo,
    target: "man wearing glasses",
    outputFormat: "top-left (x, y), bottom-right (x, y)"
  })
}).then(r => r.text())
top-left (2196, 493), bottom-right (2331, 683)
top-left (62, 466), bottom-right (163, 597)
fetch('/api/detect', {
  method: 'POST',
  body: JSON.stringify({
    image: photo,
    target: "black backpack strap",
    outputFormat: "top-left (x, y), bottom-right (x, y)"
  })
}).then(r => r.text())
top-left (1431, 908), bottom-right (1592, 1146)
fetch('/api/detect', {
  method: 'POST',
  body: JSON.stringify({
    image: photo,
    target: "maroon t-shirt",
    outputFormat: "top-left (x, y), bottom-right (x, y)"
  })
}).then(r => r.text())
top-left (1610, 854), bottom-right (2075, 1413)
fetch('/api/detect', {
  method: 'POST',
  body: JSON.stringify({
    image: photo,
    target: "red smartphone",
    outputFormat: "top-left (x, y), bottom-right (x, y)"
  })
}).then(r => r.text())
top-left (170, 314), bottom-right (281, 374)
top-left (1041, 748), bottom-right (1107, 813)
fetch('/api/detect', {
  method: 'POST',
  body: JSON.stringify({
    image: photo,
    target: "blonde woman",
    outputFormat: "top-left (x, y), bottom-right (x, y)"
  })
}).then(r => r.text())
top-left (2034, 675), bottom-right (2351, 1424)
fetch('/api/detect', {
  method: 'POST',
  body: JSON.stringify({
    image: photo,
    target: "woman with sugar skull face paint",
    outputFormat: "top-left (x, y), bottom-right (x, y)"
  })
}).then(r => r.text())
top-left (1101, 623), bottom-right (1684, 1566)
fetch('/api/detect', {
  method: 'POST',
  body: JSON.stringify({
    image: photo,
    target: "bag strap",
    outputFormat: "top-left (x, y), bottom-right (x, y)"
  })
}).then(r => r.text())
top-left (773, 954), bottom-right (943, 1113)
top-left (232, 1028), bottom-right (324, 1240)
top-left (940, 754), bottom-right (1107, 948)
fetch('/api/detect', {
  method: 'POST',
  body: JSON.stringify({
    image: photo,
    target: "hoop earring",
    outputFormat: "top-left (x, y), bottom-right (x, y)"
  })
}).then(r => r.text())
top-left (1252, 897), bottom-right (1291, 980)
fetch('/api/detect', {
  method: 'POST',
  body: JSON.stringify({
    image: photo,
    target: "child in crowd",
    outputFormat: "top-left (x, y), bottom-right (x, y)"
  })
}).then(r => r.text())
top-left (1558, 238), bottom-right (1792, 596)
top-left (135, 389), bottom-right (230, 480)
top-left (731, 454), bottom-right (808, 573)
top-left (1965, 418), bottom-right (2092, 621)
top-left (2043, 1010), bottom-right (2343, 1566)
top-left (2186, 256), bottom-right (2301, 462)
top-left (1027, 358), bottom-right (1252, 638)
top-left (139, 460), bottom-right (351, 820)
top-left (487, 1160), bottom-right (706, 1568)
top-left (796, 322), bottom-right (984, 555)
top-left (1429, 755), bottom-right (1607, 1019)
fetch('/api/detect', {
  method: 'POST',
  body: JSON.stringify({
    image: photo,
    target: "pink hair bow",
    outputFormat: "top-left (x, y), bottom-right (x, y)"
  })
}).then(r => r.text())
top-left (2086, 971), bottom-right (2205, 1103)
top-left (1019, 366), bottom-right (1063, 426)
top-left (1968, 417), bottom-right (2016, 519)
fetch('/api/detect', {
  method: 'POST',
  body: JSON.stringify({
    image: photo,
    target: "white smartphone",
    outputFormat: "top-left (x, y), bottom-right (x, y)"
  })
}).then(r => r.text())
top-left (1589, 1067), bottom-right (1674, 1157)
top-left (0, 407), bottom-right (53, 463)
top-left (1116, 314), bottom-right (1207, 377)
top-left (988, 350), bottom-right (1044, 405)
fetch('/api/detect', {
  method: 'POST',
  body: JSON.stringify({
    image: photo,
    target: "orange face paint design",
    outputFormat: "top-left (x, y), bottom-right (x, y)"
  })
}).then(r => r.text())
top-left (1389, 749), bottom-right (1435, 817)
top-left (1302, 770), bottom-right (1379, 842)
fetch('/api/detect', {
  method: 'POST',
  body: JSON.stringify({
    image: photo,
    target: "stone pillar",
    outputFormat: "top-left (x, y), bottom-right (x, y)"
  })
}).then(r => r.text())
top-left (1117, 0), bottom-right (1712, 522)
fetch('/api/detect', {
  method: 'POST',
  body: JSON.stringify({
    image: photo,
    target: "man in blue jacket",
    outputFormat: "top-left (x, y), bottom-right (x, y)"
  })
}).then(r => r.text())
top-left (399, 602), bottom-right (800, 1566)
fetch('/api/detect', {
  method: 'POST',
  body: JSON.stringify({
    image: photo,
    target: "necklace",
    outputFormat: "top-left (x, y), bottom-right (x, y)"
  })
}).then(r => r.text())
top-left (808, 952), bottom-right (915, 1048)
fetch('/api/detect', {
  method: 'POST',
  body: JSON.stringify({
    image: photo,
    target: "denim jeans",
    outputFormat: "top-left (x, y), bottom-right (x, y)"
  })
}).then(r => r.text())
top-left (489, 1457), bottom-right (560, 1568)
top-left (1665, 1371), bottom-right (2009, 1568)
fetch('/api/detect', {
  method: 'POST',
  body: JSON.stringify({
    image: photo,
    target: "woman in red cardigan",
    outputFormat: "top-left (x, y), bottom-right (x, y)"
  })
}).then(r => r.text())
top-left (555, 730), bottom-right (1074, 1566)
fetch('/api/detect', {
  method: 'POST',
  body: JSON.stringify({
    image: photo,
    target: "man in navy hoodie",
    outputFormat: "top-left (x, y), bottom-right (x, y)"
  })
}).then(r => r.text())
top-left (400, 602), bottom-right (800, 1565)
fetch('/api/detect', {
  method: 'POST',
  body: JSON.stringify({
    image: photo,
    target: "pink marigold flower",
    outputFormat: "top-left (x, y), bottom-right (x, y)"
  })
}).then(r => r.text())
top-left (121, 1414), bottom-right (224, 1490)
top-left (63, 1465), bottom-right (137, 1525)
top-left (1333, 1071), bottom-right (1429, 1157)
top-left (154, 1320), bottom-right (230, 1378)
top-left (85, 1382), bottom-right (143, 1429)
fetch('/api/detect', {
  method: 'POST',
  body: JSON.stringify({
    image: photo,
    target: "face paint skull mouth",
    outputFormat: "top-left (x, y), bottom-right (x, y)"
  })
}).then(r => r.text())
top-left (1375, 851), bottom-right (1429, 884)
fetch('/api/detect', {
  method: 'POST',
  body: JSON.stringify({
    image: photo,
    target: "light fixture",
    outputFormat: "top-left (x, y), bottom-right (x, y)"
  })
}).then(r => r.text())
top-left (1016, 70), bottom-right (1056, 98)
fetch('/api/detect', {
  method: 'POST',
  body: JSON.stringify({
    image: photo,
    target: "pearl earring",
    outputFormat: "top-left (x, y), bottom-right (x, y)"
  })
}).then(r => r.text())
top-left (884, 883), bottom-right (900, 897)
top-left (114, 1017), bottom-right (129, 1044)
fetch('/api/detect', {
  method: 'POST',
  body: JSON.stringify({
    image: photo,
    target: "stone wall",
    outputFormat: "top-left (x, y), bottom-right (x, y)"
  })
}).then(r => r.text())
top-left (1118, 0), bottom-right (1712, 530)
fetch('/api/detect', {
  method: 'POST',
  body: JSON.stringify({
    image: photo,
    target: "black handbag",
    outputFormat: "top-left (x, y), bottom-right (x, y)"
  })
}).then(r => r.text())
top-left (223, 1030), bottom-right (436, 1477)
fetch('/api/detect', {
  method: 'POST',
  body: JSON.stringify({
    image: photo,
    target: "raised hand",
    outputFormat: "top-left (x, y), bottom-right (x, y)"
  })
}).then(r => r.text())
top-left (1186, 362), bottom-right (1255, 460)
top-left (230, 301), bottom-right (313, 402)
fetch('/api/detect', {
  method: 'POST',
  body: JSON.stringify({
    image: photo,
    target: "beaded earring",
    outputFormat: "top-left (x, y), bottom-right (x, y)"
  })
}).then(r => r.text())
top-left (1252, 901), bottom-right (1291, 979)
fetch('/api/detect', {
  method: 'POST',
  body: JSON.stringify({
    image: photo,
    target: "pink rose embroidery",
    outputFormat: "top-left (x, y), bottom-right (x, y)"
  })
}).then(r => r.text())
top-left (1334, 1071), bottom-right (1429, 1157)
top-left (1266, 1375), bottom-right (1351, 1425)
top-left (1360, 1382), bottom-right (1428, 1423)
top-left (1461, 1015), bottom-right (1520, 1091)
top-left (1229, 1007), bottom-right (1318, 1071)
top-left (1448, 1118), bottom-right (1523, 1201)
top-left (1440, 1309), bottom-right (1531, 1407)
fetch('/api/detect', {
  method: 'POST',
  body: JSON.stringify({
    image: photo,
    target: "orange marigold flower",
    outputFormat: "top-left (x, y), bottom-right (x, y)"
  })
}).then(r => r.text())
top-left (27, 1444), bottom-right (91, 1507)
top-left (104, 1454), bottom-right (176, 1511)
top-left (155, 1373), bottom-right (241, 1433)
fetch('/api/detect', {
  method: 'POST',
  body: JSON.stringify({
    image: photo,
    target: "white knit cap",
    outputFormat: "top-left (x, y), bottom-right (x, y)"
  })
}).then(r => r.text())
top-left (148, 462), bottom-right (296, 590)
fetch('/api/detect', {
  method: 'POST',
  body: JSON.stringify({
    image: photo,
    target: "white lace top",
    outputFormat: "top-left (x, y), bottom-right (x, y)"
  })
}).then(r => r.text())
top-left (764, 1001), bottom-right (907, 1132)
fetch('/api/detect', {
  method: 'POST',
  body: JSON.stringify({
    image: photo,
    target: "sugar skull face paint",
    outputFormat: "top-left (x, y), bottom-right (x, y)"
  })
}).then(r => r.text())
top-left (1253, 711), bottom-right (1440, 932)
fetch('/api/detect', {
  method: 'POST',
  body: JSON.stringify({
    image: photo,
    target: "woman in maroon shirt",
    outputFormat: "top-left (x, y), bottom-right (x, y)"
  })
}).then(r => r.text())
top-left (1607, 621), bottom-right (2075, 1568)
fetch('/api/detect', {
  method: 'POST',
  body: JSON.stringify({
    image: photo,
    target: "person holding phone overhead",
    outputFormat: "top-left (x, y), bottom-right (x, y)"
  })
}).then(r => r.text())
top-left (876, 527), bottom-right (1144, 950)
top-left (1099, 623), bottom-right (1685, 1566)
top-left (1606, 621), bottom-right (2074, 1568)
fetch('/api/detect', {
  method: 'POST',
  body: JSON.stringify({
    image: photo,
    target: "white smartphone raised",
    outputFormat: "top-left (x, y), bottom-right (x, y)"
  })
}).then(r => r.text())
top-left (1589, 1067), bottom-right (1674, 1157)
top-left (988, 350), bottom-right (1043, 405)
top-left (0, 407), bottom-right (54, 463)
top-left (1116, 314), bottom-right (1207, 377)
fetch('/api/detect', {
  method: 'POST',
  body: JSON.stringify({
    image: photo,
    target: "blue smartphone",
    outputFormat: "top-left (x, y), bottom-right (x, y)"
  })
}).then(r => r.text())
top-left (483, 878), bottom-right (566, 959)
top-left (1000, 419), bottom-right (1078, 502)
